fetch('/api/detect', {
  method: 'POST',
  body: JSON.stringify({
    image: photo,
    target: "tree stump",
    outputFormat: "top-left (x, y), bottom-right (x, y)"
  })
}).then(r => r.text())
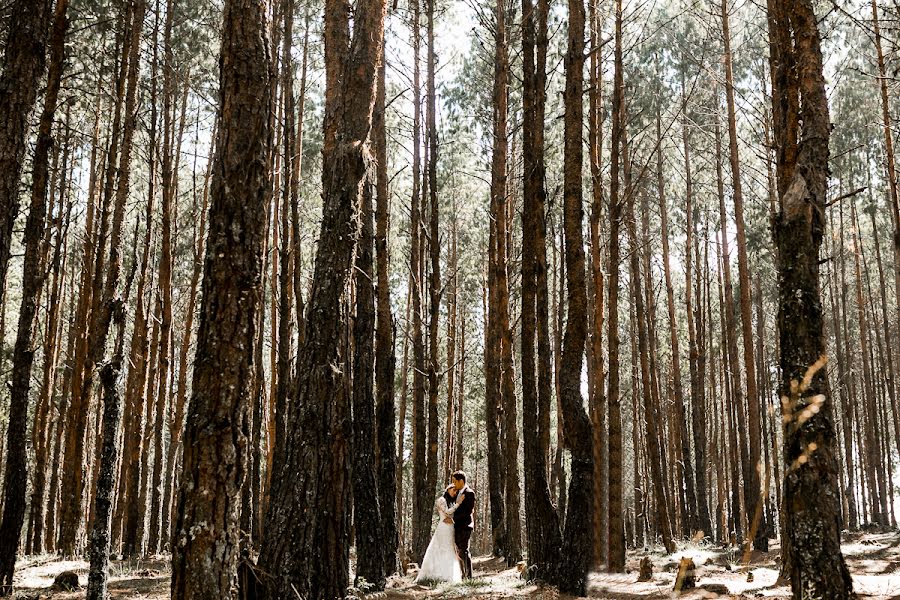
top-left (637, 557), bottom-right (653, 582)
top-left (673, 557), bottom-right (696, 592)
top-left (52, 571), bottom-right (79, 591)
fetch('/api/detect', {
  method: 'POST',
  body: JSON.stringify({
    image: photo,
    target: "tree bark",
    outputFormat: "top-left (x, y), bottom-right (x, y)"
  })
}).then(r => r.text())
top-left (425, 0), bottom-right (444, 563)
top-left (606, 0), bottom-right (626, 571)
top-left (521, 0), bottom-right (562, 580)
top-left (558, 0), bottom-right (595, 592)
top-left (720, 0), bottom-right (764, 550)
top-left (352, 142), bottom-right (384, 588)
top-left (169, 0), bottom-right (272, 594)
top-left (409, 0), bottom-right (432, 563)
top-left (767, 0), bottom-right (853, 593)
top-left (0, 0), bottom-right (68, 587)
top-left (490, 0), bottom-right (522, 566)
top-left (258, 1), bottom-right (384, 597)
top-left (374, 27), bottom-right (398, 577)
top-left (0, 0), bottom-right (54, 310)
top-left (86, 342), bottom-right (125, 600)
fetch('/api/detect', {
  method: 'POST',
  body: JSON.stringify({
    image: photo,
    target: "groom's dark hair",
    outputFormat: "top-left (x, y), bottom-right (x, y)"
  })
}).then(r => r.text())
top-left (452, 470), bottom-right (467, 483)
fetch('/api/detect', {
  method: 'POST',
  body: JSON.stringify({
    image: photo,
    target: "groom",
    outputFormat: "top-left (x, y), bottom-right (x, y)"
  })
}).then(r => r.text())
top-left (446, 470), bottom-right (475, 579)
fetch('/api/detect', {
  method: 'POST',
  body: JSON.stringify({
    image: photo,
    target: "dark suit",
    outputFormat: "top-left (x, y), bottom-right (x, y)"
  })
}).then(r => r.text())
top-left (452, 485), bottom-right (475, 579)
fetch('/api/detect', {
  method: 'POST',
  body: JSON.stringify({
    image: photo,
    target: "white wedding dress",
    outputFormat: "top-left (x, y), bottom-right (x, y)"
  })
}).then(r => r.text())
top-left (415, 496), bottom-right (462, 584)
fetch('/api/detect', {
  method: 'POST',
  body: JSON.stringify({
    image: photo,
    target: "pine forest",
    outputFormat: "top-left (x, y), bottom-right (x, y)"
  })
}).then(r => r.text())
top-left (0, 0), bottom-right (897, 597)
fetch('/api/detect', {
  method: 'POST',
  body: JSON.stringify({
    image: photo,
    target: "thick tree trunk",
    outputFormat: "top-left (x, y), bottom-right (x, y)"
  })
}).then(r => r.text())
top-left (0, 0), bottom-right (68, 588)
top-left (0, 0), bottom-right (54, 310)
top-left (169, 0), bottom-right (272, 595)
top-left (767, 0), bottom-right (853, 594)
top-left (258, 2), bottom-right (384, 597)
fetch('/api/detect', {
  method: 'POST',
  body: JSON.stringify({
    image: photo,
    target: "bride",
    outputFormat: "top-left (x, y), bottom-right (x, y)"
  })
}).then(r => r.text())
top-left (415, 485), bottom-right (466, 583)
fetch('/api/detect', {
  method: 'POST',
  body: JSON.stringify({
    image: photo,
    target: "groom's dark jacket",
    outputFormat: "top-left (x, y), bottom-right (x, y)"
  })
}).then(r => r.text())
top-left (453, 486), bottom-right (476, 530)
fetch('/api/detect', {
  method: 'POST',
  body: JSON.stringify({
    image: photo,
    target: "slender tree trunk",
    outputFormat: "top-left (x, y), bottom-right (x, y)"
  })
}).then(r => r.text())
top-left (586, 0), bottom-right (608, 567)
top-left (408, 0), bottom-right (432, 563)
top-left (352, 141), bottom-right (384, 588)
top-left (714, 103), bottom-right (748, 542)
top-left (489, 0), bottom-right (522, 566)
top-left (606, 0), bottom-right (626, 572)
top-left (29, 125), bottom-right (72, 555)
top-left (485, 0), bottom-right (507, 559)
top-left (870, 0), bottom-right (900, 331)
top-left (424, 0), bottom-right (443, 562)
top-left (720, 0), bottom-right (764, 550)
top-left (86, 326), bottom-right (126, 600)
top-left (374, 28), bottom-right (398, 577)
top-left (681, 75), bottom-right (712, 538)
top-left (521, 0), bottom-right (562, 580)
top-left (656, 103), bottom-right (697, 537)
top-left (258, 2), bottom-right (384, 597)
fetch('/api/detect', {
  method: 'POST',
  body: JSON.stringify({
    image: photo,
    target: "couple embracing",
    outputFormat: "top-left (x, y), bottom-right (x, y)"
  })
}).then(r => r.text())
top-left (415, 471), bottom-right (475, 584)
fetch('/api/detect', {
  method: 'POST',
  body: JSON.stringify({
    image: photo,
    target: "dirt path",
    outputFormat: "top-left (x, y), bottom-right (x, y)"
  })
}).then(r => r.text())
top-left (11, 532), bottom-right (900, 598)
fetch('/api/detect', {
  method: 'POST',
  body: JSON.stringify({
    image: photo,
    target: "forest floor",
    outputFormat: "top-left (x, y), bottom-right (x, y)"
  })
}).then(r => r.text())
top-left (10, 531), bottom-right (900, 599)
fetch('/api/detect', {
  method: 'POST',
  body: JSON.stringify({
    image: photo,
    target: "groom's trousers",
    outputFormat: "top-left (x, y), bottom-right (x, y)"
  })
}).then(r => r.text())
top-left (454, 528), bottom-right (473, 579)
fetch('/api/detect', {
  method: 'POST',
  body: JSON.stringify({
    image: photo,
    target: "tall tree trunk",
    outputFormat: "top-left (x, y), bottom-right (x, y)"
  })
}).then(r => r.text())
top-left (557, 0), bottom-right (595, 592)
top-left (352, 140), bottom-right (384, 588)
top-left (0, 0), bottom-right (68, 588)
top-left (163, 117), bottom-right (213, 554)
top-left (373, 27), bottom-right (398, 577)
top-left (258, 1), bottom-right (384, 597)
top-left (681, 73), bottom-right (712, 539)
top-left (409, 0), bottom-right (432, 563)
top-left (168, 0), bottom-right (272, 594)
top-left (870, 0), bottom-right (900, 331)
top-left (424, 0), bottom-right (444, 561)
top-left (521, 0), bottom-right (562, 580)
top-left (627, 156), bottom-right (675, 555)
top-left (485, 0), bottom-right (507, 559)
top-left (720, 0), bottom-right (764, 550)
top-left (656, 103), bottom-right (697, 537)
top-left (713, 103), bottom-right (748, 542)
top-left (767, 0), bottom-right (853, 593)
top-left (586, 0), bottom-right (608, 567)
top-left (490, 0), bottom-right (522, 566)
top-left (606, 0), bottom-right (626, 571)
top-left (29, 121), bottom-right (72, 555)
